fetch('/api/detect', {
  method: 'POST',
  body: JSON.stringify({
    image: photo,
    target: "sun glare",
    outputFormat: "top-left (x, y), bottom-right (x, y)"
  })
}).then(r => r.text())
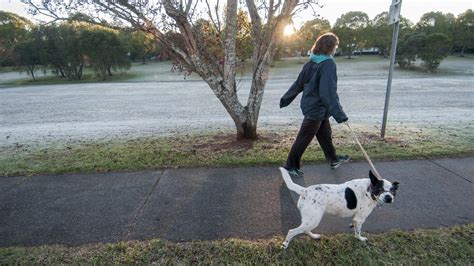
top-left (284, 25), bottom-right (295, 36)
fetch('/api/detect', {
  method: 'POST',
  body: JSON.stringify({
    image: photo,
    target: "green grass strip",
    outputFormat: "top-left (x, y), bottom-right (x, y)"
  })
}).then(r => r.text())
top-left (1, 124), bottom-right (473, 176)
top-left (0, 224), bottom-right (472, 264)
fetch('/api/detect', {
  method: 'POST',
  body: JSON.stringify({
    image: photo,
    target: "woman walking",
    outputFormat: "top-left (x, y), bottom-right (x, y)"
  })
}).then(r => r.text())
top-left (280, 32), bottom-right (349, 178)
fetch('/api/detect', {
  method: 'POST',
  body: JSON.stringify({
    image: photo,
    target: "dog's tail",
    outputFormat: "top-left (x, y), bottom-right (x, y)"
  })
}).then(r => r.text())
top-left (279, 167), bottom-right (305, 195)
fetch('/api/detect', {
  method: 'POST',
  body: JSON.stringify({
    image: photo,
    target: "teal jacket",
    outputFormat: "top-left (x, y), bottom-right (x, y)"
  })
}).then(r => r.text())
top-left (280, 54), bottom-right (347, 123)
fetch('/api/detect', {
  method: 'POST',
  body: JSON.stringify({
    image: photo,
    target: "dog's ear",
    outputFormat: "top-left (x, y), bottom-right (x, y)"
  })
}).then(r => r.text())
top-left (392, 181), bottom-right (400, 191)
top-left (369, 170), bottom-right (379, 186)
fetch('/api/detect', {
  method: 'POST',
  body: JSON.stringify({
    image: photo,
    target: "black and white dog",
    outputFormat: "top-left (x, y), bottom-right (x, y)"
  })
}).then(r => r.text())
top-left (279, 167), bottom-right (399, 249)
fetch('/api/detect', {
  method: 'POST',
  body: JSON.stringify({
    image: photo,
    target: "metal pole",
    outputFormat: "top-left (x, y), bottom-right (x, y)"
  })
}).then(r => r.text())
top-left (381, 0), bottom-right (402, 138)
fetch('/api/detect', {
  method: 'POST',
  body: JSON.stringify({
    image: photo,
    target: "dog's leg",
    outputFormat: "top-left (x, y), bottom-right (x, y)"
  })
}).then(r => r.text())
top-left (282, 207), bottom-right (324, 248)
top-left (305, 231), bottom-right (321, 240)
top-left (282, 225), bottom-right (306, 249)
top-left (352, 218), bottom-right (368, 241)
top-left (304, 212), bottom-right (324, 240)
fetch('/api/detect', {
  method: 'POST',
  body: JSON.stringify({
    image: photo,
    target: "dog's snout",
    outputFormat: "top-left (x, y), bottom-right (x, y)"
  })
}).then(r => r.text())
top-left (384, 195), bottom-right (393, 203)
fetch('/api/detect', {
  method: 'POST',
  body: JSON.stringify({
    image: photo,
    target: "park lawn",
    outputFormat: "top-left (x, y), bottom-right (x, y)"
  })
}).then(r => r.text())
top-left (0, 224), bottom-right (472, 264)
top-left (1, 124), bottom-right (473, 177)
top-left (0, 66), bottom-right (16, 73)
top-left (3, 55), bottom-right (472, 86)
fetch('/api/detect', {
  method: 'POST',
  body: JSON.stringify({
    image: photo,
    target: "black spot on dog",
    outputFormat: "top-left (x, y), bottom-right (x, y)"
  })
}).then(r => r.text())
top-left (373, 180), bottom-right (385, 196)
top-left (315, 187), bottom-right (322, 191)
top-left (345, 187), bottom-right (357, 210)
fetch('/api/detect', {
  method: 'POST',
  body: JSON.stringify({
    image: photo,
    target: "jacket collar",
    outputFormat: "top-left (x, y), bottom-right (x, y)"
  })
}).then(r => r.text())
top-left (309, 53), bottom-right (333, 63)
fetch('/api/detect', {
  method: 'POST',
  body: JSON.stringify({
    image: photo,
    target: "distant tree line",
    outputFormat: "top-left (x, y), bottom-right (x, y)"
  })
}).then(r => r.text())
top-left (0, 11), bottom-right (160, 80)
top-left (1, 8), bottom-right (473, 80)
top-left (281, 9), bottom-right (473, 71)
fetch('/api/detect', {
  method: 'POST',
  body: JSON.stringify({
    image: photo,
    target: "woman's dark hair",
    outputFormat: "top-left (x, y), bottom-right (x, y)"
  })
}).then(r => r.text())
top-left (311, 32), bottom-right (339, 55)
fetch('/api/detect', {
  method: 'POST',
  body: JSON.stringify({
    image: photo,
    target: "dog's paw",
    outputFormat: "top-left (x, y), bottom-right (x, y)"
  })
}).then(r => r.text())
top-left (281, 241), bottom-right (289, 249)
top-left (306, 232), bottom-right (321, 240)
top-left (356, 236), bottom-right (368, 242)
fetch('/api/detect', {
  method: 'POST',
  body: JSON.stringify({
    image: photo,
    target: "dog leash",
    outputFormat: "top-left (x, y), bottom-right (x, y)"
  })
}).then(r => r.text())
top-left (344, 122), bottom-right (383, 180)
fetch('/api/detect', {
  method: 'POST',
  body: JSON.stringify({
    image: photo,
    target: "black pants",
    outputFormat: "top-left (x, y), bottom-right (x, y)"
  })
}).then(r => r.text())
top-left (285, 118), bottom-right (337, 170)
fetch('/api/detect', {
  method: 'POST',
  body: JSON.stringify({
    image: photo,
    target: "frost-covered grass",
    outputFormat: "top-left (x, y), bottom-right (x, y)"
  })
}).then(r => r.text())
top-left (1, 55), bottom-right (473, 86)
top-left (1, 124), bottom-right (472, 177)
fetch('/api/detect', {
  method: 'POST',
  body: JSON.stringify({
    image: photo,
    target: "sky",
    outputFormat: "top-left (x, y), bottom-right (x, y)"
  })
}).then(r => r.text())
top-left (1, 0), bottom-right (472, 26)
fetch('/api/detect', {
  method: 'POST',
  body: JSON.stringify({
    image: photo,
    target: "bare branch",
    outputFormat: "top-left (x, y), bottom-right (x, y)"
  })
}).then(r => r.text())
top-left (205, 0), bottom-right (220, 33)
top-left (215, 0), bottom-right (222, 32)
top-left (245, 0), bottom-right (262, 41)
top-left (184, 0), bottom-right (193, 15)
top-left (268, 0), bottom-right (275, 20)
top-left (292, 1), bottom-right (323, 16)
top-left (163, 0), bottom-right (198, 53)
top-left (188, 0), bottom-right (199, 20)
top-left (21, 0), bottom-right (61, 21)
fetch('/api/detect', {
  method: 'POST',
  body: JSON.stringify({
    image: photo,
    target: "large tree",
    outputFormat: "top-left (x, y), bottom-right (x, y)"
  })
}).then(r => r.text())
top-left (454, 9), bottom-right (474, 56)
top-left (295, 18), bottom-right (331, 55)
top-left (127, 29), bottom-right (156, 64)
top-left (333, 11), bottom-right (370, 59)
top-left (368, 12), bottom-right (413, 57)
top-left (0, 11), bottom-right (32, 66)
top-left (416, 11), bottom-right (455, 48)
top-left (23, 0), bottom-right (319, 140)
top-left (396, 32), bottom-right (425, 68)
top-left (41, 22), bottom-right (88, 80)
top-left (14, 28), bottom-right (42, 80)
top-left (34, 23), bottom-right (84, 80)
top-left (418, 33), bottom-right (451, 71)
top-left (80, 24), bottom-right (131, 80)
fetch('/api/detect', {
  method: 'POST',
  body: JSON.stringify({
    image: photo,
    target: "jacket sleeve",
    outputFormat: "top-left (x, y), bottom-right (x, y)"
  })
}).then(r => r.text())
top-left (280, 62), bottom-right (312, 108)
top-left (318, 61), bottom-right (348, 123)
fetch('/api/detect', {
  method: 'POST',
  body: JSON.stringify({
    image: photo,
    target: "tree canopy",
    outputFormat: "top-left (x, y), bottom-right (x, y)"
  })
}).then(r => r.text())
top-left (0, 11), bottom-right (32, 66)
top-left (333, 11), bottom-right (370, 58)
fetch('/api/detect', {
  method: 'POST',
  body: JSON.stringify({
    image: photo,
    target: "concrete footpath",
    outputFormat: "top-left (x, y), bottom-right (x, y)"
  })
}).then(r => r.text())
top-left (0, 157), bottom-right (473, 247)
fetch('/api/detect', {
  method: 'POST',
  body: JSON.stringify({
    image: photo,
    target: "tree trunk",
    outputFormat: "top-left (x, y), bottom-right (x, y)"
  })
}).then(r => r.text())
top-left (224, 0), bottom-right (258, 139)
top-left (78, 64), bottom-right (83, 80)
top-left (206, 79), bottom-right (258, 140)
top-left (236, 117), bottom-right (258, 139)
top-left (55, 65), bottom-right (65, 77)
top-left (29, 66), bottom-right (36, 81)
top-left (101, 67), bottom-right (107, 80)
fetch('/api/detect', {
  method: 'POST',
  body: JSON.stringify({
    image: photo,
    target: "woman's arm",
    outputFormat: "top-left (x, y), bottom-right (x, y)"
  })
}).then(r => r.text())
top-left (280, 62), bottom-right (314, 108)
top-left (318, 61), bottom-right (348, 123)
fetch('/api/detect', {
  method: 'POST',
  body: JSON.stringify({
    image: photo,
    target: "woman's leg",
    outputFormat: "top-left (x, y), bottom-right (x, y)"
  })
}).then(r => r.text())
top-left (285, 118), bottom-right (321, 170)
top-left (315, 119), bottom-right (338, 162)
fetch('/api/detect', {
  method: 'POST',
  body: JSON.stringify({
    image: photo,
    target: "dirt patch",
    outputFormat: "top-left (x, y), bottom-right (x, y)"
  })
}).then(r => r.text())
top-left (190, 134), bottom-right (254, 152)
top-left (171, 131), bottom-right (294, 154)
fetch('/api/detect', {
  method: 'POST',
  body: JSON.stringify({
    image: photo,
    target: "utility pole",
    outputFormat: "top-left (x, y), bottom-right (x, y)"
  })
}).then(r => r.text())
top-left (381, 0), bottom-right (402, 138)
